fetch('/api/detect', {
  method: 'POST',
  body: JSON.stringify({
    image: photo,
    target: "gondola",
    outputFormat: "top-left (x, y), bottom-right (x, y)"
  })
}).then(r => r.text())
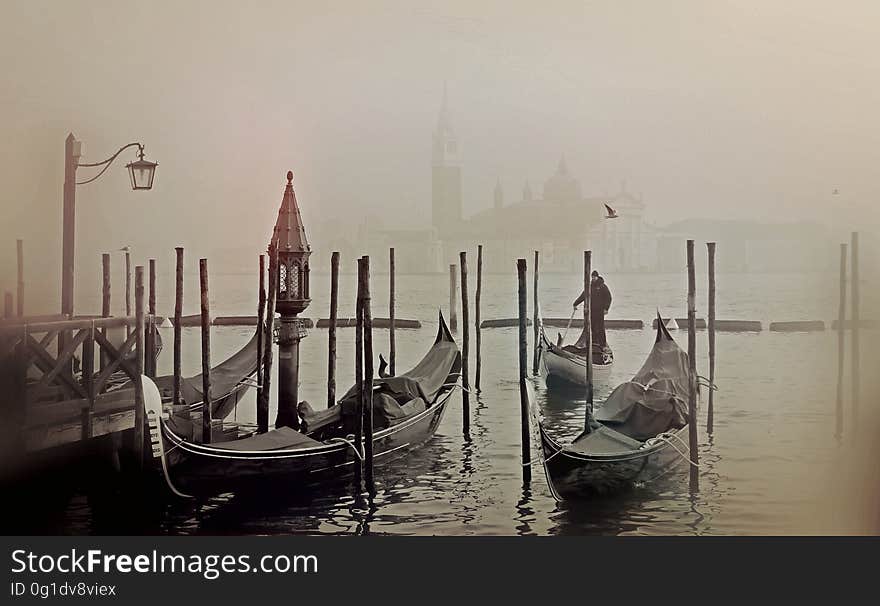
top-left (144, 312), bottom-right (461, 496)
top-left (532, 315), bottom-right (693, 500)
top-left (536, 314), bottom-right (613, 387)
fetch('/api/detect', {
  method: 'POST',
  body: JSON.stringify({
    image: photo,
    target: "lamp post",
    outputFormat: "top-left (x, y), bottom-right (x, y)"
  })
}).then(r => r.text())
top-left (271, 171), bottom-right (311, 430)
top-left (61, 133), bottom-right (157, 318)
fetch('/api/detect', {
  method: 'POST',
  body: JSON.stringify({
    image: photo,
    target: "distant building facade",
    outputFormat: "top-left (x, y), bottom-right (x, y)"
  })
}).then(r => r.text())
top-left (429, 94), bottom-right (655, 273)
top-left (359, 90), bottom-right (657, 274)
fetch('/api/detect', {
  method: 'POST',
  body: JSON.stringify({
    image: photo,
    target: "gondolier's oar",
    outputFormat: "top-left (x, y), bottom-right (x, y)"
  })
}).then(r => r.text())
top-left (559, 306), bottom-right (577, 345)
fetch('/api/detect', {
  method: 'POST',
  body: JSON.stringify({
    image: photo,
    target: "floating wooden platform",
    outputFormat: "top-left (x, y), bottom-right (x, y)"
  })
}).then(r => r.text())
top-left (480, 318), bottom-right (533, 328)
top-left (831, 319), bottom-right (876, 329)
top-left (769, 321), bottom-right (825, 332)
top-left (176, 314), bottom-right (315, 328)
top-left (315, 318), bottom-right (421, 329)
top-left (540, 318), bottom-right (644, 329)
top-left (714, 320), bottom-right (762, 332)
top-left (652, 318), bottom-right (707, 329)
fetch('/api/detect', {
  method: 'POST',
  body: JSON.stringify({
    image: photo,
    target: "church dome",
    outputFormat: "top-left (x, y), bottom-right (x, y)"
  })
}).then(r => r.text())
top-left (542, 156), bottom-right (582, 203)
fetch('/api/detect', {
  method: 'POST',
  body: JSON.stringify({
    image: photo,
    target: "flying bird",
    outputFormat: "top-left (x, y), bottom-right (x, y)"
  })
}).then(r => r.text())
top-left (117, 246), bottom-right (131, 252)
top-left (604, 203), bottom-right (619, 219)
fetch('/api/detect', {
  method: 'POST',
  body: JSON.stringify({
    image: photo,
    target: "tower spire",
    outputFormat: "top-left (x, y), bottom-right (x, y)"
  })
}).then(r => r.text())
top-left (494, 178), bottom-right (504, 210)
top-left (271, 170), bottom-right (310, 253)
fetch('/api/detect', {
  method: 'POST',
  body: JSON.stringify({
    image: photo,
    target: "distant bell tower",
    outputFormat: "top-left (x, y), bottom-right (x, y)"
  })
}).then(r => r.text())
top-left (432, 84), bottom-right (462, 237)
top-left (494, 178), bottom-right (503, 210)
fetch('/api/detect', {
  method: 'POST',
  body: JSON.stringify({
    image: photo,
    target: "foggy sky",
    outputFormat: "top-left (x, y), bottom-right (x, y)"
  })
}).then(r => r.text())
top-left (2, 1), bottom-right (879, 295)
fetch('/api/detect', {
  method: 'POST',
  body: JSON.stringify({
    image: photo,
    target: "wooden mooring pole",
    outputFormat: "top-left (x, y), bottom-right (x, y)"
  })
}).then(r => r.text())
top-left (516, 258), bottom-right (531, 484)
top-left (686, 240), bottom-right (699, 491)
top-left (134, 265), bottom-right (146, 469)
top-left (173, 247), bottom-right (184, 407)
top-left (146, 258), bottom-right (156, 378)
top-left (389, 247), bottom-right (396, 376)
top-left (354, 257), bottom-right (365, 491)
top-left (851, 232), bottom-right (860, 432)
top-left (362, 256), bottom-right (375, 491)
top-left (259, 245), bottom-right (277, 434)
top-left (4, 292), bottom-right (12, 318)
top-left (706, 242), bottom-right (716, 434)
top-left (449, 264), bottom-right (458, 332)
top-left (100, 253), bottom-right (111, 371)
top-left (460, 251), bottom-right (470, 435)
top-left (256, 254), bottom-right (266, 415)
top-left (584, 251), bottom-right (593, 431)
top-left (16, 239), bottom-right (24, 317)
top-left (328, 251), bottom-right (339, 408)
top-left (125, 249), bottom-right (132, 334)
top-left (835, 243), bottom-right (847, 440)
top-left (475, 244), bottom-right (483, 392)
top-left (199, 258), bottom-right (213, 444)
top-left (533, 250), bottom-right (539, 375)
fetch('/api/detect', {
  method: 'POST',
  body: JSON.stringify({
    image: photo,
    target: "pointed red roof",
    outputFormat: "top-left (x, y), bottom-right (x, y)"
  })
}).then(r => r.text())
top-left (271, 171), bottom-right (310, 253)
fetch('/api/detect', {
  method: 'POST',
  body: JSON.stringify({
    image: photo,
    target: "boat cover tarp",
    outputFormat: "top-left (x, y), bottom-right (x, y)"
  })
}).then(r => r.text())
top-left (212, 426), bottom-right (322, 451)
top-left (594, 325), bottom-right (689, 441)
top-left (337, 322), bottom-right (461, 427)
top-left (152, 329), bottom-right (260, 404)
top-left (569, 425), bottom-right (643, 455)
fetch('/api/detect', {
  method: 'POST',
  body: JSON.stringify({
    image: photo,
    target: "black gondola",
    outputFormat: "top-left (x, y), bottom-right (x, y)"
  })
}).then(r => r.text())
top-left (144, 313), bottom-right (461, 496)
top-left (532, 315), bottom-right (694, 500)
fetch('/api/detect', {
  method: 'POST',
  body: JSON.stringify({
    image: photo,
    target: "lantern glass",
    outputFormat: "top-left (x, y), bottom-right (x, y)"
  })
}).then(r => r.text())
top-left (126, 158), bottom-right (157, 190)
top-left (279, 263), bottom-right (288, 296)
top-left (290, 264), bottom-right (300, 298)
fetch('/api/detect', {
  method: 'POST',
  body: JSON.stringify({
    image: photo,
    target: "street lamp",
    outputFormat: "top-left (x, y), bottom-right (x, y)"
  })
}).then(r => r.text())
top-left (125, 147), bottom-right (158, 190)
top-left (62, 133), bottom-right (158, 318)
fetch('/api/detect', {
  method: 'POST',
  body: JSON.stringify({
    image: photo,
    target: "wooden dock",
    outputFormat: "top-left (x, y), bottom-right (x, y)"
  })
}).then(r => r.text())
top-left (0, 314), bottom-right (153, 457)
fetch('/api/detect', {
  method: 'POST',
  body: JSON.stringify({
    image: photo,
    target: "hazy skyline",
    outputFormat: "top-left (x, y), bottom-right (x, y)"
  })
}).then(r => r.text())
top-left (2, 1), bottom-right (879, 295)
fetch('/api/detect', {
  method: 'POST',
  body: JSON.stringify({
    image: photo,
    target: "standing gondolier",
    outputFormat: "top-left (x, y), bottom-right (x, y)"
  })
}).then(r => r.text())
top-left (573, 270), bottom-right (612, 349)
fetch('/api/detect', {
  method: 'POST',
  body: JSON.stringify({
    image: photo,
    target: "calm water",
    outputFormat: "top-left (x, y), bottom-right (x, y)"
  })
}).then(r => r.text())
top-left (54, 268), bottom-right (877, 535)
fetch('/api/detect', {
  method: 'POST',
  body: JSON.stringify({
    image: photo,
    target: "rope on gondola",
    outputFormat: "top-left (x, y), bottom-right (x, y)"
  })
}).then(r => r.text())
top-left (624, 380), bottom-right (690, 405)
top-left (697, 375), bottom-right (718, 391)
top-left (646, 432), bottom-right (700, 469)
top-left (328, 436), bottom-right (365, 461)
top-left (521, 447), bottom-right (563, 467)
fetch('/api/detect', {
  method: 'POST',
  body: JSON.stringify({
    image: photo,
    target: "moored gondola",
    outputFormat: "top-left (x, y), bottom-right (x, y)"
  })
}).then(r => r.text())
top-left (144, 312), bottom-right (461, 496)
top-left (532, 315), bottom-right (694, 500)
top-left (536, 314), bottom-right (613, 388)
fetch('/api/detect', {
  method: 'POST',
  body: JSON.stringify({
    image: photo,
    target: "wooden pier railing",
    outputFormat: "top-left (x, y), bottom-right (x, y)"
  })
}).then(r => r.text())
top-left (0, 315), bottom-right (148, 454)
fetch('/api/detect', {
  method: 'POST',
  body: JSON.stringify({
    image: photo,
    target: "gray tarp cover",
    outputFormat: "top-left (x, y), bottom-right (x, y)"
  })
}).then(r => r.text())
top-left (594, 330), bottom-right (689, 440)
top-left (338, 338), bottom-right (460, 421)
top-left (152, 329), bottom-right (259, 404)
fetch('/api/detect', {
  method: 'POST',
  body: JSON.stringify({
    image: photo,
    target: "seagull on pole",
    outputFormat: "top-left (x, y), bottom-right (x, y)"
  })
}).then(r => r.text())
top-left (604, 203), bottom-right (619, 219)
